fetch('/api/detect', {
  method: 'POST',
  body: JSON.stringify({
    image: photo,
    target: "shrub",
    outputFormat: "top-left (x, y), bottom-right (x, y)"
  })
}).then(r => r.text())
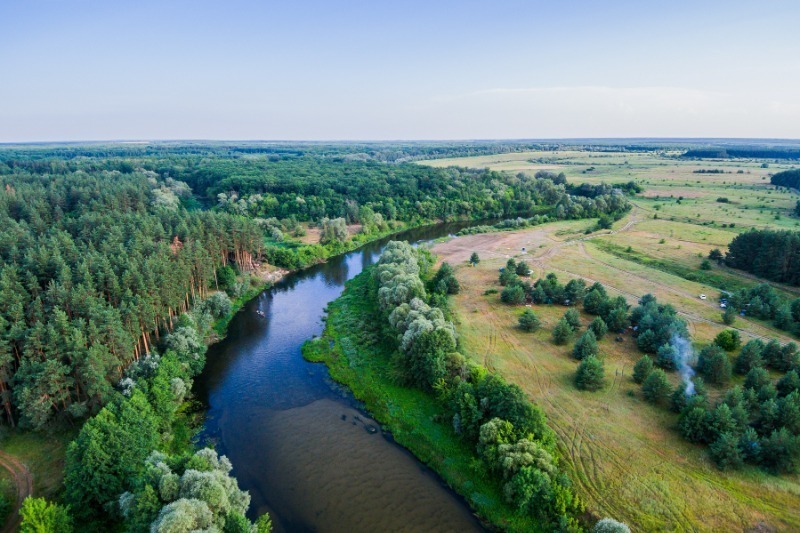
top-left (593, 518), bottom-right (631, 533)
top-left (575, 356), bottom-right (605, 391)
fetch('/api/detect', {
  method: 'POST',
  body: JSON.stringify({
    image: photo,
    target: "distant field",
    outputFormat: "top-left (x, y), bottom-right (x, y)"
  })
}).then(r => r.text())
top-left (425, 149), bottom-right (800, 530)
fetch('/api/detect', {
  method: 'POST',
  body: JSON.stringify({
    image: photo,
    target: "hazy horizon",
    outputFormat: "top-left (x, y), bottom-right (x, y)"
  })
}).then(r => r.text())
top-left (3, 0), bottom-right (800, 142)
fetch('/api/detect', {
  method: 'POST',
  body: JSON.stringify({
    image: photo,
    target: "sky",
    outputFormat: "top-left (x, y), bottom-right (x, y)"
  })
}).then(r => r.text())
top-left (1, 0), bottom-right (800, 142)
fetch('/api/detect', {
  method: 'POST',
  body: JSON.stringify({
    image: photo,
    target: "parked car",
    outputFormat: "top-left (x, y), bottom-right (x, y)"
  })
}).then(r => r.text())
top-left (699, 294), bottom-right (707, 300)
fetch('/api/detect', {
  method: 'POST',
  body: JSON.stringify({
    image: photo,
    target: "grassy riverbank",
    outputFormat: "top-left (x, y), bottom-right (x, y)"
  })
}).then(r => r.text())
top-left (302, 271), bottom-right (546, 532)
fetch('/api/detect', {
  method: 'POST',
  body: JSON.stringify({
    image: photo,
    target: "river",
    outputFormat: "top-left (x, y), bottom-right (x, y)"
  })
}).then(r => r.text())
top-left (194, 222), bottom-right (485, 533)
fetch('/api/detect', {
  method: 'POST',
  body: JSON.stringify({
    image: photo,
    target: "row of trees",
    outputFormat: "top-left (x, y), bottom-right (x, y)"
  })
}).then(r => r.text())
top-left (370, 243), bottom-right (582, 530)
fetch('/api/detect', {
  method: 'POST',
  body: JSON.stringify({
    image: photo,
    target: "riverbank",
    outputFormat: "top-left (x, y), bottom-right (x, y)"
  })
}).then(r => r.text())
top-left (302, 271), bottom-right (547, 532)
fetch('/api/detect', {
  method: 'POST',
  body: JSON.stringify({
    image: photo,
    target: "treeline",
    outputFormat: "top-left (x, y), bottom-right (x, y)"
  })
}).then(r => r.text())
top-left (177, 158), bottom-right (629, 223)
top-left (726, 229), bottom-right (800, 286)
top-left (683, 148), bottom-right (800, 160)
top-left (371, 243), bottom-right (582, 530)
top-left (0, 167), bottom-right (264, 429)
top-left (770, 168), bottom-right (800, 189)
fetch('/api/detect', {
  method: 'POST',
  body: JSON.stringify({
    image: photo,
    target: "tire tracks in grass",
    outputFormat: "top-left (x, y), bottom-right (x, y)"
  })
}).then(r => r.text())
top-left (0, 451), bottom-right (33, 533)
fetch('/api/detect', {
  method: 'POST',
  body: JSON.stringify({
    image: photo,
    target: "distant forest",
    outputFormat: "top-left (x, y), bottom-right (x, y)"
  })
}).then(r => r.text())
top-left (770, 169), bottom-right (800, 189)
top-left (683, 148), bottom-right (800, 160)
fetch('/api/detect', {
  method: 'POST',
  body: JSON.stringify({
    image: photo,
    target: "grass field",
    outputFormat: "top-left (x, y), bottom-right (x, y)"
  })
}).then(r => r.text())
top-left (424, 149), bottom-right (800, 530)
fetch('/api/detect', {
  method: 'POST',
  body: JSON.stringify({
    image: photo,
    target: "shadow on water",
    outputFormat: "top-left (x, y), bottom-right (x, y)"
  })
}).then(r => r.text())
top-left (194, 222), bottom-right (487, 532)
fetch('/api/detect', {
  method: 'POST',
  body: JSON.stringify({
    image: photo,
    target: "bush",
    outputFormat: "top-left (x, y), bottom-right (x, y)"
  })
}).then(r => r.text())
top-left (575, 356), bottom-right (605, 391)
top-left (593, 518), bottom-right (631, 533)
top-left (642, 369), bottom-right (671, 404)
top-left (573, 330), bottom-right (598, 360)
top-left (552, 318), bottom-right (574, 345)
top-left (518, 309), bottom-right (541, 332)
top-left (632, 355), bottom-right (654, 384)
top-left (216, 265), bottom-right (237, 291)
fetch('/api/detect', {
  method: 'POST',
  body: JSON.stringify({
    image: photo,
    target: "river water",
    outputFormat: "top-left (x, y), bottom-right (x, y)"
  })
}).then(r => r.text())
top-left (194, 222), bottom-right (485, 532)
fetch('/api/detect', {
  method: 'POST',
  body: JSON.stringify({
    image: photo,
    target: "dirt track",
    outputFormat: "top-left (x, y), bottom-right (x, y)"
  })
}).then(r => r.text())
top-left (0, 451), bottom-right (33, 533)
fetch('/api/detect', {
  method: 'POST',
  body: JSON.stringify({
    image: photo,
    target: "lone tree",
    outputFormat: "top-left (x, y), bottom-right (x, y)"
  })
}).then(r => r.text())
top-left (642, 369), bottom-right (672, 404)
top-left (632, 355), bottom-right (654, 384)
top-left (552, 318), bottom-right (574, 345)
top-left (575, 355), bottom-right (606, 391)
top-left (469, 252), bottom-right (480, 265)
top-left (518, 309), bottom-right (541, 332)
top-left (573, 330), bottom-right (598, 360)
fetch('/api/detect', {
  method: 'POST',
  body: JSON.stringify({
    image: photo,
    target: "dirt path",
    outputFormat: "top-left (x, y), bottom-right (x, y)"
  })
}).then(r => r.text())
top-left (0, 451), bottom-right (33, 533)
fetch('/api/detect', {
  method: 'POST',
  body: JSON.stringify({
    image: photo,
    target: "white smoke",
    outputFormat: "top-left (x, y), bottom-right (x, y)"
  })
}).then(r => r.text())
top-left (671, 334), bottom-right (696, 396)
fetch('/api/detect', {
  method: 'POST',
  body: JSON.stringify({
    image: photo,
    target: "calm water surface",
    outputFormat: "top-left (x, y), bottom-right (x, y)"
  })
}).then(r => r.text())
top-left (195, 223), bottom-right (485, 532)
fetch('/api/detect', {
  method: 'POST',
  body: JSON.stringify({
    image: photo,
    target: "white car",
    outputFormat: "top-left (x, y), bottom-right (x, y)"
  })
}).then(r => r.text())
top-left (699, 294), bottom-right (707, 300)
top-left (720, 303), bottom-right (727, 309)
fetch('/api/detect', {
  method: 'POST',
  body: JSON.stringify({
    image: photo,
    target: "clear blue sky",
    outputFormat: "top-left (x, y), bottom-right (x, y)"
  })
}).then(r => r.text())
top-left (1, 0), bottom-right (799, 141)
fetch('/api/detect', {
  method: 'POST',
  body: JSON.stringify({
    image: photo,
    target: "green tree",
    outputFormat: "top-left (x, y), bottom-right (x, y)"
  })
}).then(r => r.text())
top-left (19, 497), bottom-right (73, 533)
top-left (588, 317), bottom-right (608, 340)
top-left (697, 345), bottom-right (732, 385)
top-left (572, 330), bottom-right (598, 360)
top-left (722, 306), bottom-right (737, 326)
top-left (563, 308), bottom-right (581, 330)
top-left (642, 369), bottom-right (671, 404)
top-left (632, 355), bottom-right (654, 384)
top-left (64, 390), bottom-right (159, 521)
top-left (518, 309), bottom-right (541, 332)
top-left (714, 329), bottom-right (741, 352)
top-left (515, 261), bottom-right (531, 276)
top-left (552, 318), bottom-right (574, 345)
top-left (469, 252), bottom-right (480, 265)
top-left (501, 284), bottom-right (526, 305)
top-left (735, 340), bottom-right (765, 375)
top-left (575, 356), bottom-right (605, 391)
top-left (709, 433), bottom-right (744, 470)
